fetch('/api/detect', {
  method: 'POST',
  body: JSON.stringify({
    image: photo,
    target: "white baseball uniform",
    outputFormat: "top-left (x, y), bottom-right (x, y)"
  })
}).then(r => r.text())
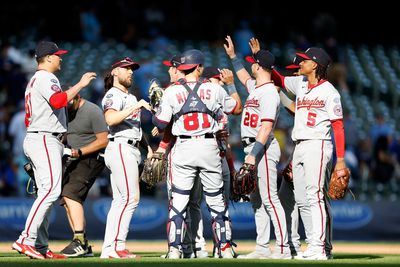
top-left (100, 87), bottom-right (142, 258)
top-left (241, 78), bottom-right (290, 255)
top-left (283, 75), bottom-right (342, 254)
top-left (154, 80), bottom-right (236, 255)
top-left (16, 70), bottom-right (66, 253)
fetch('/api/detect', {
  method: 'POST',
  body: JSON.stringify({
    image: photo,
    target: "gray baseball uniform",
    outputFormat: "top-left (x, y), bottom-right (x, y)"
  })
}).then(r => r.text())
top-left (100, 87), bottom-right (142, 257)
top-left (154, 79), bottom-right (237, 255)
top-left (16, 70), bottom-right (66, 254)
top-left (241, 78), bottom-right (290, 255)
top-left (284, 75), bottom-right (342, 254)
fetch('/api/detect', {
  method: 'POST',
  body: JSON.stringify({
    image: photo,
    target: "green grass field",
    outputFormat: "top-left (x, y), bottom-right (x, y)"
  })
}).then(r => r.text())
top-left (1, 241), bottom-right (399, 267)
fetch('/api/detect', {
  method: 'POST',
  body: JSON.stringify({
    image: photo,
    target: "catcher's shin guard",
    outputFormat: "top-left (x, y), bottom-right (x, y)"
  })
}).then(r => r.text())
top-left (204, 188), bottom-right (234, 257)
top-left (167, 186), bottom-right (190, 250)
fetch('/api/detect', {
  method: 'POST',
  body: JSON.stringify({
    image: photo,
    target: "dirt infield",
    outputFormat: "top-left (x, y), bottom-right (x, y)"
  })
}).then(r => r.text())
top-left (2, 240), bottom-right (400, 255)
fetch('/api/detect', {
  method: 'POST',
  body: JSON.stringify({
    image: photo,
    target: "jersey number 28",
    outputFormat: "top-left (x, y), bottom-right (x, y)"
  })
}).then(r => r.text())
top-left (243, 112), bottom-right (258, 128)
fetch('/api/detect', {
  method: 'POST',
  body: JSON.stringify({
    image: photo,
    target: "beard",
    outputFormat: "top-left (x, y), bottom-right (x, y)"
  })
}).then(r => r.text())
top-left (120, 77), bottom-right (132, 88)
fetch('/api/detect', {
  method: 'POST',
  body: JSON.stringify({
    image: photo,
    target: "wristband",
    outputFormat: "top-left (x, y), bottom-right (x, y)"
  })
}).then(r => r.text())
top-left (159, 140), bottom-right (169, 150)
top-left (249, 141), bottom-right (265, 158)
top-left (78, 149), bottom-right (83, 158)
top-left (225, 84), bottom-right (237, 95)
top-left (231, 56), bottom-right (244, 72)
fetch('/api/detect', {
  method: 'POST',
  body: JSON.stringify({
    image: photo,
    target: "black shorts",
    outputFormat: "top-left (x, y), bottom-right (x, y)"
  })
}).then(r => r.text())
top-left (60, 154), bottom-right (105, 205)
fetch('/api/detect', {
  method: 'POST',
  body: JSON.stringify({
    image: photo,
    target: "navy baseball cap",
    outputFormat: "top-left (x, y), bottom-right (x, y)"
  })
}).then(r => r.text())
top-left (111, 57), bottom-right (140, 70)
top-left (177, 49), bottom-right (205, 70)
top-left (35, 41), bottom-right (68, 59)
top-left (296, 47), bottom-right (331, 67)
top-left (286, 55), bottom-right (302, 69)
top-left (163, 54), bottom-right (182, 68)
top-left (245, 50), bottom-right (275, 69)
top-left (201, 67), bottom-right (221, 79)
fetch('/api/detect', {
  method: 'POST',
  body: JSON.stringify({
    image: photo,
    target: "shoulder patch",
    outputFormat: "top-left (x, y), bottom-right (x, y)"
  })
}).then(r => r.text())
top-left (333, 97), bottom-right (340, 104)
top-left (155, 105), bottom-right (162, 116)
top-left (51, 79), bottom-right (58, 84)
top-left (106, 94), bottom-right (113, 98)
top-left (333, 104), bottom-right (343, 117)
top-left (104, 99), bottom-right (113, 109)
top-left (51, 84), bottom-right (61, 92)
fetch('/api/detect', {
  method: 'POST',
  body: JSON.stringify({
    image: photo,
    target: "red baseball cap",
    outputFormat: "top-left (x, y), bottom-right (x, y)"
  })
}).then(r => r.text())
top-left (111, 57), bottom-right (140, 70)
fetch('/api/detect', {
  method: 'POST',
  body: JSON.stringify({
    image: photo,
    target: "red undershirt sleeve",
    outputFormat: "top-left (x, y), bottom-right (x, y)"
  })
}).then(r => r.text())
top-left (49, 92), bottom-right (68, 109)
top-left (331, 119), bottom-right (345, 158)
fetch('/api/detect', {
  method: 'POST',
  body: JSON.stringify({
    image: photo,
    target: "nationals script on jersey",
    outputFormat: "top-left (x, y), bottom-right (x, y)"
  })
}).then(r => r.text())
top-left (102, 87), bottom-right (142, 140)
top-left (24, 70), bottom-right (67, 132)
top-left (284, 76), bottom-right (343, 141)
top-left (155, 81), bottom-right (237, 136)
top-left (241, 79), bottom-right (280, 139)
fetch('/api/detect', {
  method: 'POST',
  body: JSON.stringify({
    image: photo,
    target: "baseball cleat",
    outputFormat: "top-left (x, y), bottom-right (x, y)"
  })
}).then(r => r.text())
top-left (237, 250), bottom-right (272, 259)
top-left (12, 241), bottom-right (45, 259)
top-left (44, 250), bottom-right (67, 259)
top-left (166, 246), bottom-right (182, 259)
top-left (108, 249), bottom-right (140, 259)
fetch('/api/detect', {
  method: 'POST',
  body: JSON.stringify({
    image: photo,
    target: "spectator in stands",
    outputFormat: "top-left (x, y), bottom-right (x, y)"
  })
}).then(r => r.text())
top-left (80, 5), bottom-right (102, 43)
top-left (371, 135), bottom-right (395, 184)
top-left (369, 114), bottom-right (393, 144)
top-left (8, 100), bottom-right (29, 196)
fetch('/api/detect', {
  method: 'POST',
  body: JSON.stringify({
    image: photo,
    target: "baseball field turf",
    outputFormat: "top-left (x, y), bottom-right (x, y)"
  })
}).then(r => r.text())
top-left (0, 241), bottom-right (399, 266)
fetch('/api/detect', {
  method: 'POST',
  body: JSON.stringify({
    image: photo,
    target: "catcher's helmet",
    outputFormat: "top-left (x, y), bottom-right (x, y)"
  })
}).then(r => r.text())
top-left (177, 49), bottom-right (204, 70)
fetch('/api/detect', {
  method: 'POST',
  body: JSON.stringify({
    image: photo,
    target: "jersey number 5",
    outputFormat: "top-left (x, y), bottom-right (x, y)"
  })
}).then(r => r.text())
top-left (307, 112), bottom-right (317, 127)
top-left (183, 113), bottom-right (211, 131)
top-left (243, 112), bottom-right (258, 128)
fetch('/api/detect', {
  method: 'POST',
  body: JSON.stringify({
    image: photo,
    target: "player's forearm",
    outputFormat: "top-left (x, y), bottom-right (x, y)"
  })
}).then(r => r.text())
top-left (230, 92), bottom-right (243, 114)
top-left (231, 56), bottom-right (252, 85)
top-left (104, 107), bottom-right (135, 126)
top-left (255, 123), bottom-right (273, 145)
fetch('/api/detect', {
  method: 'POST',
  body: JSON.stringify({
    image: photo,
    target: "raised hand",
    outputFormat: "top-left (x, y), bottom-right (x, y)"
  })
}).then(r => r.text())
top-left (249, 37), bottom-right (260, 54)
top-left (223, 35), bottom-right (236, 59)
top-left (79, 72), bottom-right (97, 88)
top-left (220, 68), bottom-right (234, 85)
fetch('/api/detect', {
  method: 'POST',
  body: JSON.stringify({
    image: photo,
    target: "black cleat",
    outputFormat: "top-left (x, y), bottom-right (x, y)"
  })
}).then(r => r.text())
top-left (61, 239), bottom-right (88, 257)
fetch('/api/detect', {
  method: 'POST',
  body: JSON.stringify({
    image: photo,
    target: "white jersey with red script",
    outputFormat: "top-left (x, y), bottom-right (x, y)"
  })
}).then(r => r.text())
top-left (25, 70), bottom-right (67, 132)
top-left (241, 78), bottom-right (290, 255)
top-left (241, 79), bottom-right (279, 139)
top-left (155, 81), bottom-right (237, 136)
top-left (283, 76), bottom-right (343, 141)
top-left (102, 87), bottom-right (142, 141)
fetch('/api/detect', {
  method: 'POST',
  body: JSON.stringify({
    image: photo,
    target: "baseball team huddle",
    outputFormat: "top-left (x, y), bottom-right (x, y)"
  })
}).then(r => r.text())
top-left (11, 35), bottom-right (350, 261)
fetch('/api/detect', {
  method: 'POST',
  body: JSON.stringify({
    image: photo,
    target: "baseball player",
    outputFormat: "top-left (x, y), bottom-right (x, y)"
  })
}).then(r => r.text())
top-left (224, 36), bottom-right (291, 259)
top-left (59, 92), bottom-right (108, 257)
top-left (201, 66), bottom-right (237, 204)
top-left (12, 41), bottom-right (96, 259)
top-left (156, 54), bottom-right (209, 259)
top-left (152, 49), bottom-right (242, 259)
top-left (100, 57), bottom-right (152, 259)
top-left (271, 47), bottom-right (347, 260)
top-left (278, 57), bottom-right (334, 259)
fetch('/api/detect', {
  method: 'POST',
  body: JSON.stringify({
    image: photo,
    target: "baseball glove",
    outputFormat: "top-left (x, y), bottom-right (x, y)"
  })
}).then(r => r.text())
top-left (281, 161), bottom-right (293, 183)
top-left (233, 163), bottom-right (257, 196)
top-left (140, 152), bottom-right (167, 187)
top-left (148, 78), bottom-right (163, 113)
top-left (328, 168), bottom-right (351, 200)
